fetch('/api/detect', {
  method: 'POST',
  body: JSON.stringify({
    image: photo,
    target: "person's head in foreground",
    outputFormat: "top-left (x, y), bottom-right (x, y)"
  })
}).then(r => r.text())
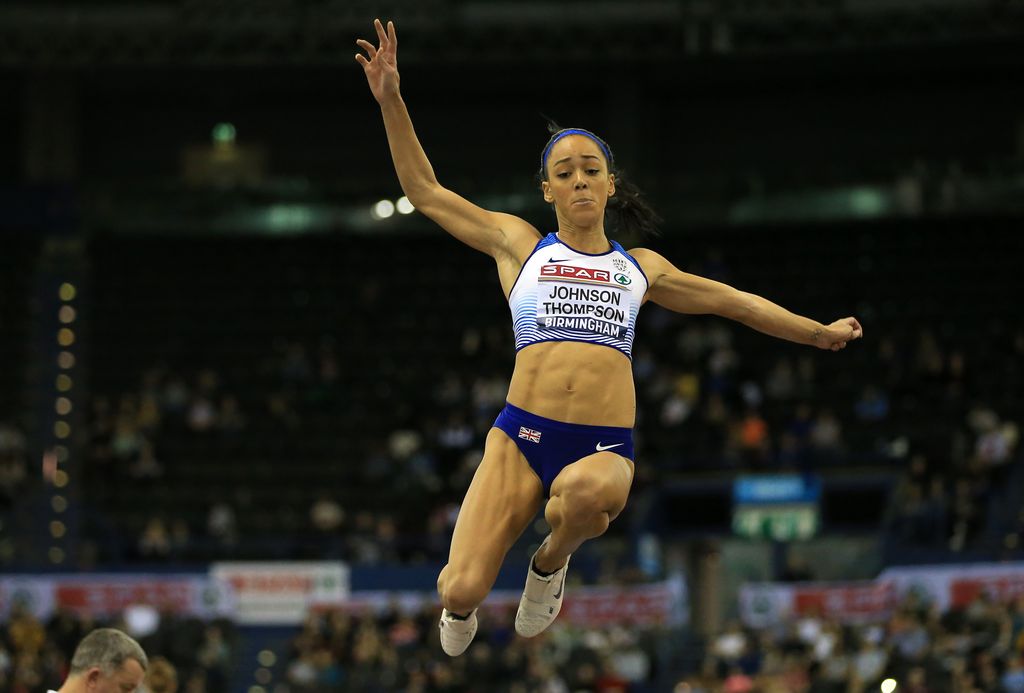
top-left (56, 628), bottom-right (148, 693)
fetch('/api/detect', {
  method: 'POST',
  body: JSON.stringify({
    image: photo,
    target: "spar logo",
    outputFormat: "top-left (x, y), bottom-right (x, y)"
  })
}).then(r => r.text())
top-left (540, 264), bottom-right (612, 285)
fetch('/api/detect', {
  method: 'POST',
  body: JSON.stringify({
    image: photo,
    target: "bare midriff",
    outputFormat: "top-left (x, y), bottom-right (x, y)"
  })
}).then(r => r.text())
top-left (505, 340), bottom-right (636, 429)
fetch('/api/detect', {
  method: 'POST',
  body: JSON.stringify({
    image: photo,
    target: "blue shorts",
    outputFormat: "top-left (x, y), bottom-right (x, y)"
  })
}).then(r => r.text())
top-left (493, 402), bottom-right (634, 497)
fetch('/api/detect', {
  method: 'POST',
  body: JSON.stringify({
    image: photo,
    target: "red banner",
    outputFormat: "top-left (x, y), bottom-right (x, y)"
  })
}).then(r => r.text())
top-left (0, 575), bottom-right (233, 621)
top-left (335, 578), bottom-right (687, 628)
top-left (560, 583), bottom-right (681, 627)
top-left (792, 582), bottom-right (898, 620)
top-left (56, 581), bottom-right (197, 615)
top-left (950, 574), bottom-right (1024, 607)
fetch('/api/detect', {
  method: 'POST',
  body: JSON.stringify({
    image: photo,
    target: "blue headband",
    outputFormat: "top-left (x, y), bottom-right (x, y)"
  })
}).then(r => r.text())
top-left (541, 128), bottom-right (613, 171)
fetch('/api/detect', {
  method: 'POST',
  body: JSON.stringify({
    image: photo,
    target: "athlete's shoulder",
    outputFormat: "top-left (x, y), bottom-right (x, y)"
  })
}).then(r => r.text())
top-left (626, 246), bottom-right (669, 266)
top-left (616, 245), bottom-right (659, 268)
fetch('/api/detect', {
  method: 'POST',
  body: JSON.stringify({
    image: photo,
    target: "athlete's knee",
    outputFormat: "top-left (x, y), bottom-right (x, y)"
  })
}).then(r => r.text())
top-left (556, 465), bottom-right (627, 519)
top-left (549, 481), bottom-right (614, 538)
top-left (437, 565), bottom-right (490, 615)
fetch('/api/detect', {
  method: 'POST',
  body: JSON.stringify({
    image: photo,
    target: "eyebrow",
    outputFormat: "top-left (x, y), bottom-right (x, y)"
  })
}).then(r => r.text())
top-left (553, 155), bottom-right (602, 166)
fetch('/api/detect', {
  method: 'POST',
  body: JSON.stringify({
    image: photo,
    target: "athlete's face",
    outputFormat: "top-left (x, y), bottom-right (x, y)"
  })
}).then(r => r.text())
top-left (541, 135), bottom-right (615, 227)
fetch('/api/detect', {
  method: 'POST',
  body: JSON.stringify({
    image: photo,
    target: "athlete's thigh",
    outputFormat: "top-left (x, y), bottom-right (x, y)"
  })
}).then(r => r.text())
top-left (447, 427), bottom-right (546, 573)
top-left (548, 451), bottom-right (635, 520)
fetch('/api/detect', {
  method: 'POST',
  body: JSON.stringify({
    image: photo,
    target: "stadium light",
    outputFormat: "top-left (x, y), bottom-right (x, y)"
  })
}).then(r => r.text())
top-left (396, 196), bottom-right (415, 214)
top-left (881, 679), bottom-right (897, 693)
top-left (372, 199), bottom-right (396, 219)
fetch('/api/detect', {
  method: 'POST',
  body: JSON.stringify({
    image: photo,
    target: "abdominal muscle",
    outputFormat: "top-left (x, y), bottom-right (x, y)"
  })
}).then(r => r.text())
top-left (505, 340), bottom-right (637, 429)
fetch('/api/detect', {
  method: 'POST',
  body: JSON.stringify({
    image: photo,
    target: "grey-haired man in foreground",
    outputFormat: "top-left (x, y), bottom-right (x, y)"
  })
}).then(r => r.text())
top-left (49, 627), bottom-right (148, 693)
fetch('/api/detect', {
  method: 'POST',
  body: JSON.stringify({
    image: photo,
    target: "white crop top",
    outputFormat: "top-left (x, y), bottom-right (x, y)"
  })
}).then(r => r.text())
top-left (508, 233), bottom-right (649, 358)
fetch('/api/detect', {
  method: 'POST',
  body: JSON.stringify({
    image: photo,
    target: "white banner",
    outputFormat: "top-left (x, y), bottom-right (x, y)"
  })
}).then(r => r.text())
top-left (210, 561), bottom-right (349, 625)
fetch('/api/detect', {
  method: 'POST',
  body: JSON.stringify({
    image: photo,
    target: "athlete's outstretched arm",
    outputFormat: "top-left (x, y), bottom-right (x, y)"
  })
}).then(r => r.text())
top-left (631, 248), bottom-right (863, 351)
top-left (355, 19), bottom-right (538, 258)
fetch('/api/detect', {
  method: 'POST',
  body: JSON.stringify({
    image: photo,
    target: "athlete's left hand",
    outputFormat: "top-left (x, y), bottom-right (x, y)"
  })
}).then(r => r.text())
top-left (355, 18), bottom-right (400, 104)
top-left (816, 317), bottom-right (863, 351)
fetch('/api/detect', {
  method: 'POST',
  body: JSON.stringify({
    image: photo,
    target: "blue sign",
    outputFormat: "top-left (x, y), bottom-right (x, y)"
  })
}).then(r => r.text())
top-left (733, 474), bottom-right (821, 506)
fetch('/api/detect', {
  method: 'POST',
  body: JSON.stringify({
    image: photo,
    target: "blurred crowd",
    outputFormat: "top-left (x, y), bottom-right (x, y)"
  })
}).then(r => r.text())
top-left (274, 589), bottom-right (1024, 693)
top-left (3, 588), bottom-right (1024, 692)
top-left (686, 592), bottom-right (1024, 693)
top-left (281, 603), bottom-right (662, 693)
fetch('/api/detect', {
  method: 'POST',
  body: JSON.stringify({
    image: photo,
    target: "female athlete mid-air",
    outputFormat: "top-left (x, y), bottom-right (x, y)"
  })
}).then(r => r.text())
top-left (355, 19), bottom-right (862, 656)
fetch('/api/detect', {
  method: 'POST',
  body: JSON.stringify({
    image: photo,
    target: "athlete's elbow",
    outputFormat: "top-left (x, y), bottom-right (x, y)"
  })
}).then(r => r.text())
top-left (400, 180), bottom-right (439, 208)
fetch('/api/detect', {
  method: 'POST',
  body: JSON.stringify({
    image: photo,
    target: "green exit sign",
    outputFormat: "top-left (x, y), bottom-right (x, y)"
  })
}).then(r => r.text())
top-left (732, 504), bottom-right (819, 541)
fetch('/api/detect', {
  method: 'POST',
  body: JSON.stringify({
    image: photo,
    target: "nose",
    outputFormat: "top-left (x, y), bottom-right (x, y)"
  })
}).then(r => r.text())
top-left (573, 173), bottom-right (588, 189)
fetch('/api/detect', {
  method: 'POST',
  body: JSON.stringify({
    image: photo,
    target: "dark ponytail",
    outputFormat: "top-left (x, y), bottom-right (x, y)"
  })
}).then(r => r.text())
top-left (606, 171), bottom-right (662, 238)
top-left (537, 120), bottom-right (662, 238)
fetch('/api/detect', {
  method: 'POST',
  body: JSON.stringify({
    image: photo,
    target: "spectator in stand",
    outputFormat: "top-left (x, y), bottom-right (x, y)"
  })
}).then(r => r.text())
top-left (195, 625), bottom-right (231, 692)
top-left (309, 492), bottom-right (345, 540)
top-left (1003, 655), bottom-right (1024, 693)
top-left (138, 517), bottom-right (172, 559)
top-left (853, 385), bottom-right (889, 422)
top-left (0, 422), bottom-right (27, 511)
top-left (809, 409), bottom-right (844, 462)
top-left (141, 656), bottom-right (178, 693)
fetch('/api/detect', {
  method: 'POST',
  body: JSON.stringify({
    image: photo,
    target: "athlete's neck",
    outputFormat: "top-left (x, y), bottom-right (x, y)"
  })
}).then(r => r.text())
top-left (556, 227), bottom-right (611, 255)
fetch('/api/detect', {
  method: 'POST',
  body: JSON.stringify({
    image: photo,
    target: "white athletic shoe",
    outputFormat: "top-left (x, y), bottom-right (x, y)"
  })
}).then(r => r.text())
top-left (438, 608), bottom-right (478, 656)
top-left (515, 544), bottom-right (570, 638)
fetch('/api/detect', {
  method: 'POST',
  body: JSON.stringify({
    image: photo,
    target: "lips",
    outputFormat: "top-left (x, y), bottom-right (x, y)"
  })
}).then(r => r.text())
top-left (571, 199), bottom-right (595, 206)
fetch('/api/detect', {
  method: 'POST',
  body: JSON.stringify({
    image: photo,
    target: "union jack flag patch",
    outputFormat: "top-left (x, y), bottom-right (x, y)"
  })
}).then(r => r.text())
top-left (518, 426), bottom-right (542, 443)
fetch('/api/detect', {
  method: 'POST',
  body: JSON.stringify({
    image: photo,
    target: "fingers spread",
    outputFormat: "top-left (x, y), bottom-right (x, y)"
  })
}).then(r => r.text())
top-left (374, 18), bottom-right (388, 46)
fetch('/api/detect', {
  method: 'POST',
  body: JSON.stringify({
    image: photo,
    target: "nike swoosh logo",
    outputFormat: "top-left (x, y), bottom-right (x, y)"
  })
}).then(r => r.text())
top-left (553, 571), bottom-right (566, 600)
top-left (595, 442), bottom-right (624, 452)
top-left (547, 257), bottom-right (573, 263)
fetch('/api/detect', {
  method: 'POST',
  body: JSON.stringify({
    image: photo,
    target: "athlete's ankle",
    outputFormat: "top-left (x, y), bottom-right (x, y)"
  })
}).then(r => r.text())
top-left (532, 543), bottom-right (568, 576)
top-left (531, 556), bottom-right (558, 578)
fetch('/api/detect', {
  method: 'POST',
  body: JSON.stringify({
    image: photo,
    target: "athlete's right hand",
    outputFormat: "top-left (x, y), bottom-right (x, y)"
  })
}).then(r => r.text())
top-left (355, 18), bottom-right (399, 104)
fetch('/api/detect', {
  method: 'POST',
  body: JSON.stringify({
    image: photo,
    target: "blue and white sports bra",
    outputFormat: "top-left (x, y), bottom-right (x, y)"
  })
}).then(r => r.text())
top-left (508, 233), bottom-right (649, 359)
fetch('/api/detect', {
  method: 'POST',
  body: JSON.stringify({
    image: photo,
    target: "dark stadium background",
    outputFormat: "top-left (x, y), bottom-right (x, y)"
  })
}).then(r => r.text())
top-left (1, 1), bottom-right (1023, 691)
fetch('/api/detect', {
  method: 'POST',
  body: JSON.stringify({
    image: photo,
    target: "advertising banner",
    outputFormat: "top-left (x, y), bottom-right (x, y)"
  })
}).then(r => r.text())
top-left (210, 561), bottom-right (349, 625)
top-left (741, 562), bottom-right (1024, 626)
top-left (0, 574), bottom-right (233, 621)
top-left (333, 577), bottom-right (687, 628)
